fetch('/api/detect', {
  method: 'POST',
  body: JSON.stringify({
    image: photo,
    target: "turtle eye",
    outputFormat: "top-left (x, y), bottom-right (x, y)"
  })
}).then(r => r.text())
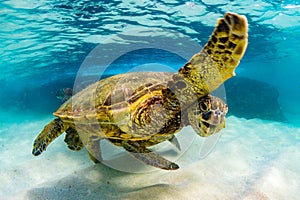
top-left (199, 101), bottom-right (209, 112)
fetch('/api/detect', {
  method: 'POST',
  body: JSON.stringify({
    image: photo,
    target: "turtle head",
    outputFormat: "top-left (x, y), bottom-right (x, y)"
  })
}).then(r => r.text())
top-left (188, 95), bottom-right (228, 137)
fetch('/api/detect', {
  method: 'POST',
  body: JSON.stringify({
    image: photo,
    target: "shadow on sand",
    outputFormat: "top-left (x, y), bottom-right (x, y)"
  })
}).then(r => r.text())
top-left (25, 163), bottom-right (182, 200)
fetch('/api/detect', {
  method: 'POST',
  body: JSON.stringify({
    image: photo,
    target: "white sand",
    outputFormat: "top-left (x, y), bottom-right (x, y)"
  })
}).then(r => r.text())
top-left (0, 116), bottom-right (299, 200)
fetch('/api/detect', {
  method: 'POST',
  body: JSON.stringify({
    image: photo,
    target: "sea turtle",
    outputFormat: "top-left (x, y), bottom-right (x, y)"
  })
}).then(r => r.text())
top-left (32, 12), bottom-right (248, 170)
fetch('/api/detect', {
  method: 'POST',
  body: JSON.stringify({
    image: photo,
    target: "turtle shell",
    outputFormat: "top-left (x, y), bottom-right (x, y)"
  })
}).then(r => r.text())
top-left (54, 72), bottom-right (173, 126)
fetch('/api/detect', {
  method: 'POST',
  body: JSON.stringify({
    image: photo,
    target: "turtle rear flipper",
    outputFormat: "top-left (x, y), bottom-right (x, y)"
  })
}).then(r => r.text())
top-left (32, 118), bottom-right (69, 156)
top-left (122, 141), bottom-right (179, 170)
top-left (64, 127), bottom-right (84, 151)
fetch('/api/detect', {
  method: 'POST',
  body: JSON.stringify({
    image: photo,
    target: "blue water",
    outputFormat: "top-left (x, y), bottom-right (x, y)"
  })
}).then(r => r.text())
top-left (1, 0), bottom-right (300, 125)
top-left (0, 0), bottom-right (300, 199)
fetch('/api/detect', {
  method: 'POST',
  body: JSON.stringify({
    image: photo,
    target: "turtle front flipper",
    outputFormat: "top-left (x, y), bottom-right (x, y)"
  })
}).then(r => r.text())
top-left (122, 141), bottom-right (179, 170)
top-left (176, 12), bottom-right (248, 100)
top-left (32, 118), bottom-right (69, 156)
top-left (64, 127), bottom-right (84, 151)
top-left (201, 12), bottom-right (248, 81)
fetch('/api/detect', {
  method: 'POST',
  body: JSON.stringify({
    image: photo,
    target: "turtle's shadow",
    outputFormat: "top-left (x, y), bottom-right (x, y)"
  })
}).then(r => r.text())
top-left (25, 163), bottom-right (177, 200)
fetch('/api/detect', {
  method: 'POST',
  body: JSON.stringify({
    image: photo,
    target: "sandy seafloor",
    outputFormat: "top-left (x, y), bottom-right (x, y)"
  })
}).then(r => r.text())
top-left (0, 114), bottom-right (299, 200)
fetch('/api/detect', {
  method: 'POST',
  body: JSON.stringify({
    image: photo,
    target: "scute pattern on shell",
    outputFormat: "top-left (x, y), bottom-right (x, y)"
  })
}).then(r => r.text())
top-left (54, 72), bottom-right (173, 124)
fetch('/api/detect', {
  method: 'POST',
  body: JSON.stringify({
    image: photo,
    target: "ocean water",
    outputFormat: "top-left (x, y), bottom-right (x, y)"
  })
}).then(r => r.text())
top-left (0, 0), bottom-right (299, 199)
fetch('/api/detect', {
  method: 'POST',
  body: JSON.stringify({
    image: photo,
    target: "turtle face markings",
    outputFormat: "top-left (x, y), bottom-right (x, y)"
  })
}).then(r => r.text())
top-left (189, 95), bottom-right (228, 137)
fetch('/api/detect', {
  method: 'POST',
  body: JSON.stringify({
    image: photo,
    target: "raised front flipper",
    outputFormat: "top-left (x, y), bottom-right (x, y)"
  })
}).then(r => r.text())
top-left (122, 141), bottom-right (179, 170)
top-left (32, 118), bottom-right (69, 156)
top-left (176, 12), bottom-right (248, 101)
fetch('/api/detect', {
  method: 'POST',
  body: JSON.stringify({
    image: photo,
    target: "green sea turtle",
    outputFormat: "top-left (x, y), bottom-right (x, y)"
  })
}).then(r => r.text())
top-left (32, 12), bottom-right (248, 170)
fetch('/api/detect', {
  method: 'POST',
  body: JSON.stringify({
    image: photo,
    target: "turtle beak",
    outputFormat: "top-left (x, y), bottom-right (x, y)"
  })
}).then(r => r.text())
top-left (210, 108), bottom-right (227, 125)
